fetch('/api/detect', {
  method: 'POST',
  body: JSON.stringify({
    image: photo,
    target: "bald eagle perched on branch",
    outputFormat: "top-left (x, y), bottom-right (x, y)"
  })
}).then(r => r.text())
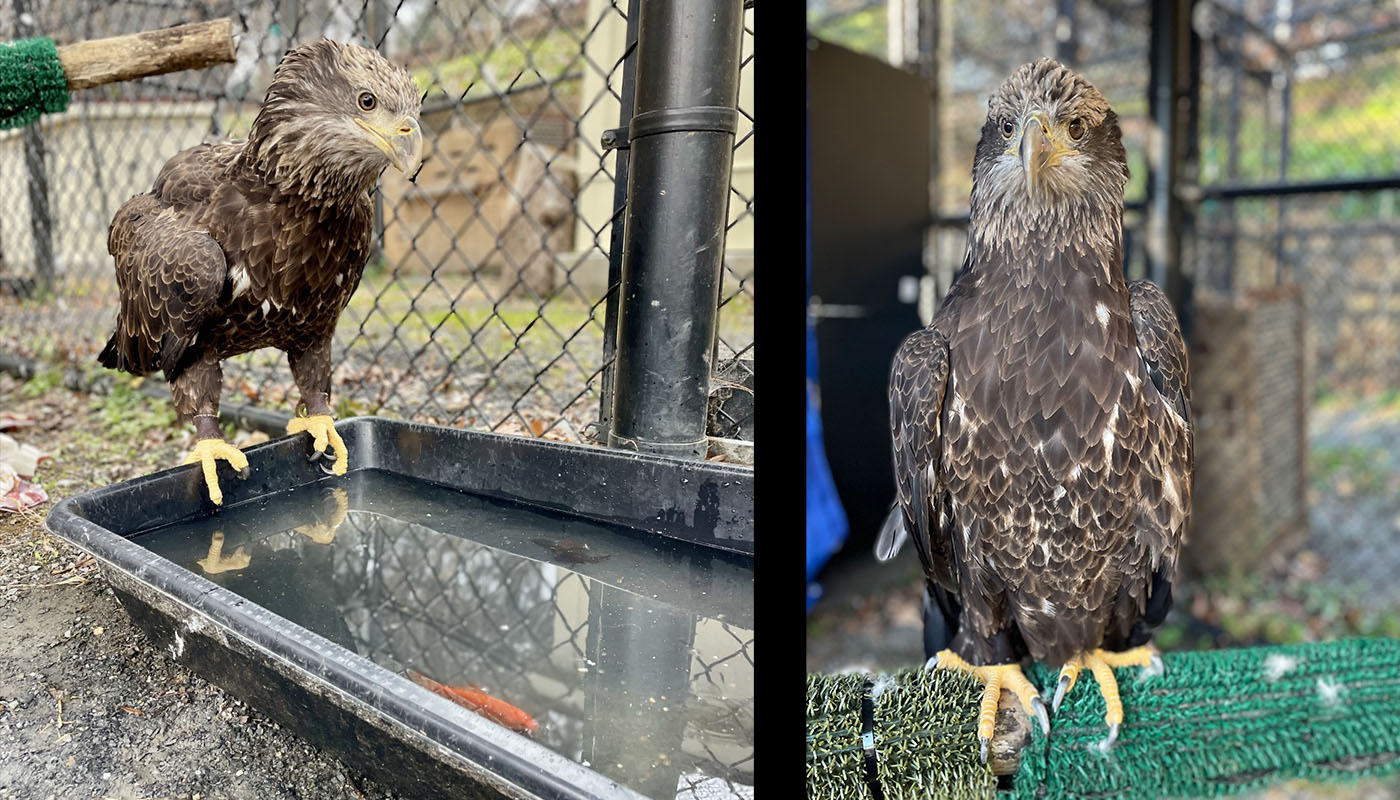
top-left (98, 39), bottom-right (423, 504)
top-left (883, 59), bottom-right (1192, 757)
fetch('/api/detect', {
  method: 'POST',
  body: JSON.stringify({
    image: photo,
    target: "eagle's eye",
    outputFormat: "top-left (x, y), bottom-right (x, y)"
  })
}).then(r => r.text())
top-left (1001, 118), bottom-right (1014, 138)
top-left (1067, 117), bottom-right (1086, 141)
top-left (358, 92), bottom-right (377, 112)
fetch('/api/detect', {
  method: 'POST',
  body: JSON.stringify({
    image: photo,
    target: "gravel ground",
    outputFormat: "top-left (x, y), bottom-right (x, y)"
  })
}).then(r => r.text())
top-left (0, 374), bottom-right (400, 800)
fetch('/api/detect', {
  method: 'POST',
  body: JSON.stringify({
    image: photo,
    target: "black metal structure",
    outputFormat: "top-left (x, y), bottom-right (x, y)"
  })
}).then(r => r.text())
top-left (1145, 0), bottom-right (1199, 323)
top-left (808, 38), bottom-right (929, 548)
top-left (607, 0), bottom-right (746, 459)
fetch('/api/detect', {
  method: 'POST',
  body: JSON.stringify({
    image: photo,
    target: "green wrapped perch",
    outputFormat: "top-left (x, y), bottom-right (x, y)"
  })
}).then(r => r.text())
top-left (0, 19), bottom-right (235, 131)
top-left (808, 638), bottom-right (1400, 800)
top-left (0, 37), bottom-right (68, 130)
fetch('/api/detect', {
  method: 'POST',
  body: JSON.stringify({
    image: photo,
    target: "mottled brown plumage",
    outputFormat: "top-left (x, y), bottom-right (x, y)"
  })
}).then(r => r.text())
top-left (887, 59), bottom-right (1193, 678)
top-left (98, 39), bottom-right (423, 503)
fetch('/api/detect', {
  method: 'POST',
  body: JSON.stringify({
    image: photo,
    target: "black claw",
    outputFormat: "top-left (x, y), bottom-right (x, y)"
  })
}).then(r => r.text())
top-left (238, 466), bottom-right (251, 480)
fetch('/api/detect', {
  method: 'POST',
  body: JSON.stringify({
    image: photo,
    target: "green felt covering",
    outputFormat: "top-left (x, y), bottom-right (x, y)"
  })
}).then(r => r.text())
top-left (0, 36), bottom-right (68, 130)
top-left (807, 639), bottom-right (1400, 800)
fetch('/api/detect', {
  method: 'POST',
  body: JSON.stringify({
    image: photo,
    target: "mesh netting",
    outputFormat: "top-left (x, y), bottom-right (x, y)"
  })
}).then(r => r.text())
top-left (807, 638), bottom-right (1400, 800)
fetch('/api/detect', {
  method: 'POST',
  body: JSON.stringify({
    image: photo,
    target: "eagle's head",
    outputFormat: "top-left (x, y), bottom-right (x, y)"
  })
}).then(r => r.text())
top-left (244, 39), bottom-right (424, 199)
top-left (969, 59), bottom-right (1127, 251)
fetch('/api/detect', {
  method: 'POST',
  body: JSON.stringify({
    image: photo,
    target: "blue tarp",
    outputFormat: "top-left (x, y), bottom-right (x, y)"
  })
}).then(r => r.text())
top-left (805, 84), bottom-right (847, 613)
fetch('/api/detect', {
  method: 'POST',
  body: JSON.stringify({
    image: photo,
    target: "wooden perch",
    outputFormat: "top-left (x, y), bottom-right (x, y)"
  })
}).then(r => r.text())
top-left (55, 18), bottom-right (235, 91)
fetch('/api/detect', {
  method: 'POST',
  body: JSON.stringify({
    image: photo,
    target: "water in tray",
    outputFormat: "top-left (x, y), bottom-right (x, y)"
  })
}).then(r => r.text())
top-left (134, 469), bottom-right (754, 799)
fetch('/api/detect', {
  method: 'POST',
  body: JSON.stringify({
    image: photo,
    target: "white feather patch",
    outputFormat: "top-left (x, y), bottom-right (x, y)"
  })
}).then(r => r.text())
top-left (230, 265), bottom-right (251, 298)
top-left (1095, 302), bottom-right (1110, 327)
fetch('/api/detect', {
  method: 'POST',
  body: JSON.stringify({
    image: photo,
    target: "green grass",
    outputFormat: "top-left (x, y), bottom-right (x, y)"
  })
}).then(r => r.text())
top-left (87, 379), bottom-right (177, 442)
top-left (1308, 442), bottom-right (1391, 495)
top-left (808, 8), bottom-right (887, 60)
top-left (19, 367), bottom-right (63, 399)
top-left (412, 27), bottom-right (586, 103)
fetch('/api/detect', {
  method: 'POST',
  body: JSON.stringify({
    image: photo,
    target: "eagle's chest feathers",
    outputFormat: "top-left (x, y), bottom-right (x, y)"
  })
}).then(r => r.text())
top-left (211, 197), bottom-right (370, 355)
top-left (940, 249), bottom-right (1164, 561)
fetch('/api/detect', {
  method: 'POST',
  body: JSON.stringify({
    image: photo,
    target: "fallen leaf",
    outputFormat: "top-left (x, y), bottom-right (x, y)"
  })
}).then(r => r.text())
top-left (119, 705), bottom-right (143, 716)
top-left (92, 626), bottom-right (103, 636)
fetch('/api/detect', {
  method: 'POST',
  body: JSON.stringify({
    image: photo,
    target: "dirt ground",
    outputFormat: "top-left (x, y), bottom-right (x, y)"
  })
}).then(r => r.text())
top-left (0, 373), bottom-right (400, 800)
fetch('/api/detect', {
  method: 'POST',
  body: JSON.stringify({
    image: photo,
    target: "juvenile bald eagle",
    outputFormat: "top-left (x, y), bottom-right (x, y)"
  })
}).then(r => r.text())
top-left (98, 39), bottom-right (423, 504)
top-left (883, 59), bottom-right (1192, 756)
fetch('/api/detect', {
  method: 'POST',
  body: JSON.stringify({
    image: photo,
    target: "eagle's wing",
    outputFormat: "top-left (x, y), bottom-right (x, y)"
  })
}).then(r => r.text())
top-left (1116, 279), bottom-right (1193, 647)
top-left (104, 194), bottom-right (227, 381)
top-left (888, 327), bottom-right (958, 594)
top-left (1128, 280), bottom-right (1190, 422)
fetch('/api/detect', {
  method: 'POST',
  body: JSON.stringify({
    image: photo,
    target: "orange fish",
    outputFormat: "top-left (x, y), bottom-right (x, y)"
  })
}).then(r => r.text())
top-left (406, 669), bottom-right (539, 736)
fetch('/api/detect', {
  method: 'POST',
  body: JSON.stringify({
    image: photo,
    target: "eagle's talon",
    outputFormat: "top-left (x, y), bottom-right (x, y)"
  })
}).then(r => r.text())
top-left (1030, 695), bottom-right (1050, 735)
top-left (286, 414), bottom-right (347, 476)
top-left (929, 650), bottom-right (1043, 749)
top-left (923, 655), bottom-right (940, 671)
top-left (181, 438), bottom-right (250, 506)
top-left (978, 737), bottom-right (990, 764)
top-left (1052, 675), bottom-right (1070, 712)
top-left (1054, 656), bottom-right (1082, 713)
top-left (1105, 722), bottom-right (1120, 749)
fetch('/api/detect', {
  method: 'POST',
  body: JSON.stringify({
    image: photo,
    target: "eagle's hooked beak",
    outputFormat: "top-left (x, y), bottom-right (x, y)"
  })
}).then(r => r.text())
top-left (1018, 111), bottom-right (1075, 193)
top-left (356, 116), bottom-right (424, 176)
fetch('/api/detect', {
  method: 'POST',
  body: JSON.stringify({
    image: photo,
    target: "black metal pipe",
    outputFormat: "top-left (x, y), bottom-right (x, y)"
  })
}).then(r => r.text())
top-left (1199, 175), bottom-right (1400, 200)
top-left (595, 0), bottom-right (642, 444)
top-left (607, 0), bottom-right (745, 459)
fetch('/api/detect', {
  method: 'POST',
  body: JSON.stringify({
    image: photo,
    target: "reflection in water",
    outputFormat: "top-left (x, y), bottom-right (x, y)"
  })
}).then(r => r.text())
top-left (136, 471), bottom-right (754, 799)
top-left (196, 531), bottom-right (251, 574)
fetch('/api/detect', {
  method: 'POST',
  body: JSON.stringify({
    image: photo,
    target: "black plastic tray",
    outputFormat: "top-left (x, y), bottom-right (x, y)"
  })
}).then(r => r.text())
top-left (45, 417), bottom-right (754, 800)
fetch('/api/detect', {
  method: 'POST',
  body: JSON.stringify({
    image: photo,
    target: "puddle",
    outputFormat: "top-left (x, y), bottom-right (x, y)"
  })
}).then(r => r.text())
top-left (133, 470), bottom-right (755, 799)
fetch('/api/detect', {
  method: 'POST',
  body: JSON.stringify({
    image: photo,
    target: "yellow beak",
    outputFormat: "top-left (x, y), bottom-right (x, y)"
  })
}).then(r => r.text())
top-left (356, 116), bottom-right (424, 175)
top-left (1018, 111), bottom-right (1076, 193)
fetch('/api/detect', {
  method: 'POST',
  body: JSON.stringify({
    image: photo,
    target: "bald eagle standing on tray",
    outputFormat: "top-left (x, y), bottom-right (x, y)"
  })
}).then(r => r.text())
top-left (881, 59), bottom-right (1193, 758)
top-left (98, 39), bottom-right (423, 505)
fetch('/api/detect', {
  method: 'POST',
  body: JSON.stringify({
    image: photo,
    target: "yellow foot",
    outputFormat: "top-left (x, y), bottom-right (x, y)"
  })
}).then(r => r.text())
top-left (286, 414), bottom-right (347, 476)
top-left (1053, 646), bottom-right (1162, 746)
top-left (927, 649), bottom-right (1048, 762)
top-left (196, 531), bottom-right (251, 574)
top-left (181, 438), bottom-right (250, 506)
top-left (295, 487), bottom-right (349, 545)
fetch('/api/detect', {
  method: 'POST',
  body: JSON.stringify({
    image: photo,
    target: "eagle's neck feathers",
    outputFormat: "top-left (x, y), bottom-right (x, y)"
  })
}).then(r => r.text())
top-left (965, 182), bottom-right (1125, 291)
top-left (234, 110), bottom-right (383, 207)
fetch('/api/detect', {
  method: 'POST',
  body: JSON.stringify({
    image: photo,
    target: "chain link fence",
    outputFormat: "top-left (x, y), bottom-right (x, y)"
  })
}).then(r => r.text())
top-left (806, 0), bottom-right (1400, 687)
top-left (0, 0), bottom-right (754, 452)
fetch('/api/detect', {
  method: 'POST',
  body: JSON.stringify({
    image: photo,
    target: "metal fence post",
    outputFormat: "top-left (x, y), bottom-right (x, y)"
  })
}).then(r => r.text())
top-left (595, 0), bottom-right (643, 446)
top-left (14, 0), bottom-right (55, 295)
top-left (606, 0), bottom-right (745, 459)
